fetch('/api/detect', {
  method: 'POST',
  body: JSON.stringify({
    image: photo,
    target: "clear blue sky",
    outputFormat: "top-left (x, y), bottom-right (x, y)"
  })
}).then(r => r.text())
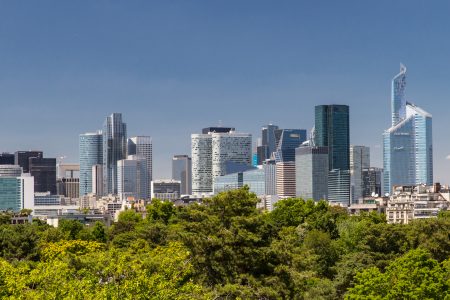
top-left (1, 1), bottom-right (449, 183)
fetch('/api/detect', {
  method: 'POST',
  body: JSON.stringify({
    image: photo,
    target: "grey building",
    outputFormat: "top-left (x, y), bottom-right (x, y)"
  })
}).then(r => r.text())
top-left (117, 155), bottom-right (148, 201)
top-left (263, 159), bottom-right (277, 195)
top-left (328, 169), bottom-right (351, 205)
top-left (295, 146), bottom-right (328, 201)
top-left (350, 146), bottom-right (370, 204)
top-left (363, 167), bottom-right (383, 198)
top-left (214, 168), bottom-right (265, 196)
top-left (103, 113), bottom-right (127, 195)
top-left (151, 180), bottom-right (181, 201)
top-left (172, 155), bottom-right (192, 195)
top-left (0, 165), bottom-right (22, 177)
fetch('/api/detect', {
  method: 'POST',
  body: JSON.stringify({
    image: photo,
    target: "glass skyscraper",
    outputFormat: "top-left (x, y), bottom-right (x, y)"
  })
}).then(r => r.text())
top-left (274, 129), bottom-right (307, 163)
top-left (79, 131), bottom-right (103, 196)
top-left (383, 65), bottom-right (433, 194)
top-left (103, 113), bottom-right (127, 195)
top-left (128, 136), bottom-right (152, 197)
top-left (315, 104), bottom-right (350, 205)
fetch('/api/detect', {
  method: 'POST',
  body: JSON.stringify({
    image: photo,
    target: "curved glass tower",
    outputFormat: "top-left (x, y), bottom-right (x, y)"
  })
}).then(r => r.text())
top-left (383, 65), bottom-right (433, 194)
top-left (79, 131), bottom-right (103, 196)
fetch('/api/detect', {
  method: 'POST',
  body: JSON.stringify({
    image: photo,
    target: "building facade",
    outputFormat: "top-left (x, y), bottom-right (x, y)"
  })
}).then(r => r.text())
top-left (0, 165), bottom-right (22, 177)
top-left (363, 167), bottom-right (383, 198)
top-left (29, 157), bottom-right (57, 194)
top-left (103, 113), bottom-right (127, 195)
top-left (276, 161), bottom-right (296, 198)
top-left (14, 151), bottom-right (43, 173)
top-left (214, 168), bottom-right (265, 196)
top-left (127, 136), bottom-right (152, 196)
top-left (350, 145), bottom-right (370, 204)
top-left (295, 146), bottom-right (329, 201)
top-left (172, 155), bottom-right (192, 195)
top-left (0, 175), bottom-right (34, 212)
top-left (383, 65), bottom-right (433, 194)
top-left (117, 155), bottom-right (148, 201)
top-left (151, 180), bottom-right (181, 201)
top-left (79, 131), bottom-right (103, 196)
top-left (0, 153), bottom-right (15, 165)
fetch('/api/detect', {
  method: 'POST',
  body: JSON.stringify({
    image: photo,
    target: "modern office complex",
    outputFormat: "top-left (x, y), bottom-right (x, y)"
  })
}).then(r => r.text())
top-left (363, 167), bottom-right (383, 198)
top-left (214, 168), bottom-right (265, 196)
top-left (274, 129), bottom-right (307, 163)
top-left (0, 153), bottom-right (15, 165)
top-left (79, 131), bottom-right (103, 196)
top-left (295, 146), bottom-right (329, 201)
top-left (257, 124), bottom-right (279, 165)
top-left (0, 165), bottom-right (22, 177)
top-left (315, 104), bottom-right (350, 205)
top-left (15, 151), bottom-right (43, 173)
top-left (56, 178), bottom-right (80, 199)
top-left (263, 159), bottom-right (277, 195)
top-left (127, 136), bottom-right (153, 196)
top-left (103, 113), bottom-right (127, 195)
top-left (29, 157), bottom-right (57, 194)
top-left (191, 127), bottom-right (252, 196)
top-left (117, 155), bottom-right (148, 201)
top-left (383, 65), bottom-right (433, 194)
top-left (91, 164), bottom-right (103, 196)
top-left (350, 145), bottom-right (370, 204)
top-left (172, 155), bottom-right (192, 195)
top-left (0, 175), bottom-right (34, 212)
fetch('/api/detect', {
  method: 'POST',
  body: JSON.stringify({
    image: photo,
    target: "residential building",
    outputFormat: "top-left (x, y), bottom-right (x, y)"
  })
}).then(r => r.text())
top-left (79, 131), bottom-right (103, 196)
top-left (295, 146), bottom-right (329, 201)
top-left (103, 113), bottom-right (127, 195)
top-left (383, 65), bottom-right (433, 194)
top-left (151, 180), bottom-right (181, 201)
top-left (172, 155), bottom-right (192, 195)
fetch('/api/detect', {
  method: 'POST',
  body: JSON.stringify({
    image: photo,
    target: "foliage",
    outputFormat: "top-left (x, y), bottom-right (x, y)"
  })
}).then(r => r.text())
top-left (0, 187), bottom-right (449, 299)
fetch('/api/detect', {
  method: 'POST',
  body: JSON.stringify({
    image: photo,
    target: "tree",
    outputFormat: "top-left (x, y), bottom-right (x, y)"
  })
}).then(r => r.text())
top-left (146, 198), bottom-right (176, 224)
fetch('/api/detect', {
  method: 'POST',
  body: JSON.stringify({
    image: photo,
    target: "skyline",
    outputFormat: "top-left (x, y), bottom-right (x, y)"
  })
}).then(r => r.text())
top-left (0, 1), bottom-right (449, 183)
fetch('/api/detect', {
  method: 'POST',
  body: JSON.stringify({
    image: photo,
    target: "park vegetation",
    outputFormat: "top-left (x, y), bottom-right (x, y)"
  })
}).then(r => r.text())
top-left (0, 187), bottom-right (449, 299)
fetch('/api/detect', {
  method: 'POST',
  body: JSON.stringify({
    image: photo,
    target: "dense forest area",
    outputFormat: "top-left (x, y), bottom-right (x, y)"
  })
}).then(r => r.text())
top-left (0, 187), bottom-right (449, 299)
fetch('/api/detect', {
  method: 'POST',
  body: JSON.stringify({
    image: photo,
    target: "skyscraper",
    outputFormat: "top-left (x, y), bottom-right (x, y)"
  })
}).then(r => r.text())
top-left (0, 165), bottom-right (22, 177)
top-left (274, 129), bottom-right (307, 163)
top-left (191, 127), bottom-right (252, 196)
top-left (295, 146), bottom-right (329, 201)
top-left (79, 131), bottom-right (103, 196)
top-left (103, 113), bottom-right (127, 195)
top-left (128, 136), bottom-right (153, 197)
top-left (15, 151), bottom-right (43, 173)
top-left (350, 145), bottom-right (370, 204)
top-left (257, 124), bottom-right (279, 165)
top-left (29, 157), bottom-right (57, 194)
top-left (172, 155), bottom-right (192, 195)
top-left (117, 155), bottom-right (148, 201)
top-left (0, 153), bottom-right (15, 165)
top-left (315, 104), bottom-right (350, 205)
top-left (383, 65), bottom-right (433, 194)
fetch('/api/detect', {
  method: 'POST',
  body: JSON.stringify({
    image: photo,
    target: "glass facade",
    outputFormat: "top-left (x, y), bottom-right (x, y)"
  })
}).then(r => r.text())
top-left (0, 177), bottom-right (21, 211)
top-left (274, 129), bottom-right (307, 163)
top-left (103, 113), bottom-right (127, 195)
top-left (29, 157), bottom-right (56, 194)
top-left (383, 66), bottom-right (433, 194)
top-left (295, 146), bottom-right (328, 201)
top-left (128, 136), bottom-right (152, 197)
top-left (172, 155), bottom-right (192, 195)
top-left (214, 168), bottom-right (265, 196)
top-left (79, 132), bottom-right (103, 196)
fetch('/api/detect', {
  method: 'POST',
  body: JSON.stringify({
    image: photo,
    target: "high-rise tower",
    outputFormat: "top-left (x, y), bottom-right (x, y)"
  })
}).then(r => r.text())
top-left (127, 136), bottom-right (152, 198)
top-left (79, 131), bottom-right (103, 196)
top-left (103, 113), bottom-right (127, 195)
top-left (383, 65), bottom-right (433, 194)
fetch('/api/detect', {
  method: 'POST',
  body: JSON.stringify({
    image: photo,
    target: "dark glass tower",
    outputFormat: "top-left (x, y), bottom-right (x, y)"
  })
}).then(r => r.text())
top-left (315, 105), bottom-right (350, 205)
top-left (103, 113), bottom-right (127, 195)
top-left (257, 124), bottom-right (279, 164)
top-left (29, 157), bottom-right (57, 194)
top-left (0, 153), bottom-right (15, 165)
top-left (15, 151), bottom-right (43, 173)
top-left (315, 105), bottom-right (350, 171)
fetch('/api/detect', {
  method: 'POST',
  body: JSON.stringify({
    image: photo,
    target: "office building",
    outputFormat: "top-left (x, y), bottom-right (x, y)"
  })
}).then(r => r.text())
top-left (257, 124), bottom-right (279, 165)
top-left (363, 167), bottom-right (383, 198)
top-left (151, 179), bottom-right (181, 201)
top-left (263, 159), bottom-right (277, 195)
top-left (0, 153), bottom-right (15, 165)
top-left (117, 155), bottom-right (148, 201)
top-left (172, 155), bottom-right (192, 195)
top-left (0, 165), bottom-right (22, 177)
top-left (383, 65), bottom-right (433, 194)
top-left (276, 161), bottom-right (296, 198)
top-left (57, 163), bottom-right (79, 180)
top-left (103, 113), bottom-right (127, 195)
top-left (15, 151), bottom-right (43, 173)
top-left (214, 168), bottom-right (265, 196)
top-left (127, 136), bottom-right (152, 196)
top-left (295, 146), bottom-right (329, 201)
top-left (191, 127), bottom-right (252, 196)
top-left (29, 157), bottom-right (57, 194)
top-left (274, 129), bottom-right (307, 163)
top-left (315, 104), bottom-right (350, 205)
top-left (79, 131), bottom-right (103, 196)
top-left (350, 145), bottom-right (370, 204)
top-left (92, 164), bottom-right (103, 196)
top-left (56, 178), bottom-right (80, 199)
top-left (0, 175), bottom-right (34, 212)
